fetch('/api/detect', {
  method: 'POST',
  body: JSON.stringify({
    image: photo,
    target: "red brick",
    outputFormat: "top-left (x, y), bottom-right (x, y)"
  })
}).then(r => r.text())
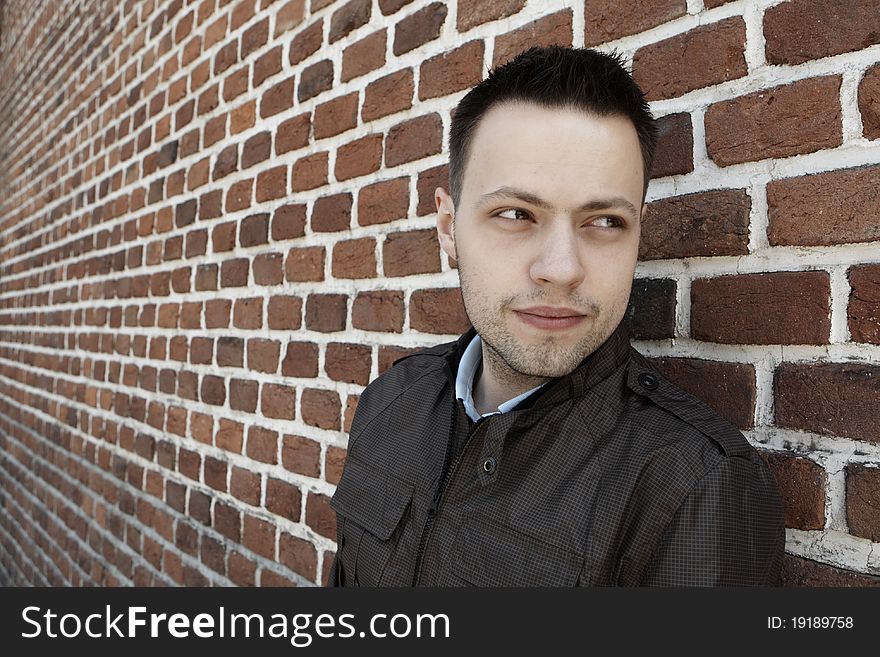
top-left (457, 0), bottom-right (525, 32)
top-left (254, 252), bottom-right (283, 285)
top-left (247, 338), bottom-right (280, 373)
top-left (419, 40), bottom-right (484, 100)
top-left (344, 394), bottom-right (360, 432)
top-left (268, 295), bottom-right (303, 330)
top-left (230, 378), bottom-right (258, 412)
top-left (301, 388), bottom-right (341, 430)
top-left (279, 533), bottom-right (317, 579)
top-left (332, 238), bottom-right (376, 279)
top-left (764, 0), bottom-right (880, 66)
top-left (849, 265), bottom-right (880, 344)
top-left (291, 151), bottom-right (328, 191)
top-left (352, 290), bottom-right (405, 332)
top-left (417, 164), bottom-right (448, 216)
top-left (585, 0), bottom-right (685, 45)
top-left (285, 246), bottom-right (325, 282)
top-left (782, 555), bottom-right (880, 587)
top-left (691, 272), bottom-right (830, 345)
top-left (254, 46), bottom-right (282, 86)
top-left (761, 451), bottom-right (826, 530)
top-left (213, 144), bottom-right (238, 180)
top-left (256, 166), bottom-right (287, 202)
top-left (626, 278), bottom-right (676, 342)
top-left (641, 189), bottom-right (750, 260)
top-left (266, 477), bottom-right (302, 522)
top-left (380, 0), bottom-right (414, 14)
top-left (335, 133), bottom-right (383, 181)
top-left (312, 193), bottom-right (352, 232)
top-left (260, 571), bottom-right (297, 587)
top-left (306, 492), bottom-right (337, 538)
top-left (860, 63), bottom-right (880, 140)
top-left (205, 299), bottom-right (231, 328)
top-left (247, 425), bottom-right (279, 464)
top-left (632, 17), bottom-right (747, 101)
top-left (705, 76), bottom-right (842, 167)
top-left (651, 113), bottom-right (693, 179)
top-left (493, 10), bottom-right (572, 67)
top-left (272, 203), bottom-right (307, 240)
top-left (846, 464), bottom-right (880, 541)
top-left (233, 297), bottom-right (262, 330)
top-left (217, 337), bottom-right (244, 367)
top-left (358, 177), bottom-right (409, 225)
top-left (298, 59), bottom-right (334, 101)
top-left (228, 551), bottom-right (256, 586)
top-left (325, 343), bottom-right (372, 385)
top-left (379, 345), bottom-right (423, 373)
top-left (383, 229), bottom-right (440, 276)
top-left (775, 362), bottom-right (880, 444)
top-left (200, 375), bottom-right (226, 406)
top-left (767, 165), bottom-right (880, 246)
top-left (221, 258), bottom-right (249, 288)
top-left (241, 17), bottom-right (269, 58)
top-left (260, 76), bottom-right (295, 118)
top-left (329, 0), bottom-right (371, 43)
top-left (243, 515), bottom-right (276, 559)
top-left (259, 383), bottom-right (295, 420)
top-left (314, 93), bottom-right (359, 139)
top-left (410, 287), bottom-right (471, 334)
top-left (276, 113), bottom-right (311, 154)
top-left (325, 446), bottom-right (347, 485)
top-left (282, 434), bottom-right (322, 477)
top-left (240, 212), bottom-right (269, 247)
top-left (306, 294), bottom-right (348, 332)
top-left (393, 2), bottom-right (447, 55)
top-left (274, 0), bottom-right (307, 38)
top-left (281, 342), bottom-right (320, 378)
top-left (225, 178), bottom-right (253, 212)
top-left (341, 29), bottom-right (386, 82)
top-left (290, 19), bottom-right (323, 65)
top-left (231, 466), bottom-right (262, 506)
top-left (242, 131), bottom-right (271, 169)
top-left (362, 69), bottom-right (413, 122)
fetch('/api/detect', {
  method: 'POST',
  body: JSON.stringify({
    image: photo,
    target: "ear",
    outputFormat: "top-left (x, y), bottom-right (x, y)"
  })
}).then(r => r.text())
top-left (435, 186), bottom-right (457, 261)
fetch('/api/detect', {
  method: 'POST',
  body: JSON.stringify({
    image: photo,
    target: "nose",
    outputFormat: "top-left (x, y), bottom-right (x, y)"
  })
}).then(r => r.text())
top-left (528, 219), bottom-right (586, 289)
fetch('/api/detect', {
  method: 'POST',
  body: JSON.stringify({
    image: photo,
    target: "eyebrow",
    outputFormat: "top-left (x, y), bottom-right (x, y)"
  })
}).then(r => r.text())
top-left (477, 186), bottom-right (640, 218)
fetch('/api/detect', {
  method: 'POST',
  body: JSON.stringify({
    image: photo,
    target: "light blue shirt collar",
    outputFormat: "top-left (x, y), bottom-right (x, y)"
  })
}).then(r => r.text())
top-left (455, 334), bottom-right (544, 422)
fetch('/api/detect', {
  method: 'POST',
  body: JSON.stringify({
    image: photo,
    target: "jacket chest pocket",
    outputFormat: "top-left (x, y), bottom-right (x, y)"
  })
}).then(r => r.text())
top-left (451, 513), bottom-right (583, 587)
top-left (330, 457), bottom-right (413, 586)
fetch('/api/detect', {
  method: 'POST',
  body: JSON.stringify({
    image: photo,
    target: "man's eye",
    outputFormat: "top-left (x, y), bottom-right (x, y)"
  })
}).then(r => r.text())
top-left (496, 208), bottom-right (531, 221)
top-left (590, 216), bottom-right (623, 228)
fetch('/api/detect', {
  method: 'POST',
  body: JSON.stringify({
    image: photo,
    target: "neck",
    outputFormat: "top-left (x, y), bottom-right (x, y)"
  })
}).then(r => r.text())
top-left (472, 341), bottom-right (549, 415)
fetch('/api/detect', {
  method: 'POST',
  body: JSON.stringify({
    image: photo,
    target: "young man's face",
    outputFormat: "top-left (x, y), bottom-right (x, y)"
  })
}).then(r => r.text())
top-left (436, 102), bottom-right (645, 379)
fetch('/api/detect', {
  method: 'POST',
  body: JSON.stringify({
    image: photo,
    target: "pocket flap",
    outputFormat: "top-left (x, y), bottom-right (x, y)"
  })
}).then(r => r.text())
top-left (330, 457), bottom-right (414, 540)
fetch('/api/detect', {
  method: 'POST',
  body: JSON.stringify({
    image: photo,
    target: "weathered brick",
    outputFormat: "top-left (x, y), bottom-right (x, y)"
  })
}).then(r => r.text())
top-left (213, 144), bottom-right (238, 180)
top-left (282, 342), bottom-right (319, 378)
top-left (306, 492), bottom-right (337, 539)
top-left (641, 189), bottom-right (750, 260)
top-left (256, 165), bottom-right (287, 202)
top-left (385, 113), bottom-right (442, 167)
top-left (626, 278), bottom-right (676, 342)
top-left (650, 357), bottom-right (755, 430)
top-left (268, 295), bottom-right (303, 330)
top-left (311, 193), bottom-right (352, 232)
top-left (383, 229), bottom-right (440, 276)
top-left (253, 252), bottom-right (283, 285)
top-left (298, 59), bottom-right (333, 101)
top-left (200, 375), bottom-right (226, 406)
top-left (231, 466), bottom-right (261, 506)
top-left (285, 246), bottom-right (325, 282)
top-left (276, 113), bottom-right (311, 154)
top-left (329, 0), bottom-right (371, 43)
top-left (379, 345), bottom-right (423, 373)
top-left (760, 451), bottom-right (826, 530)
top-left (274, 0), bottom-right (307, 38)
top-left (233, 297), bottom-right (262, 330)
top-left (705, 76), bottom-right (842, 167)
top-left (764, 0), bottom-right (880, 66)
top-left (306, 294), bottom-right (348, 332)
top-left (254, 46), bottom-right (282, 87)
top-left (217, 337), bottom-right (244, 368)
top-left (632, 17), bottom-right (747, 101)
top-left (279, 533), bottom-right (317, 579)
top-left (393, 2), bottom-right (447, 55)
top-left (860, 63), bottom-right (880, 140)
top-left (314, 93), bottom-right (359, 139)
top-left (775, 362), bottom-right (880, 444)
top-left (380, 0), bottom-right (414, 14)
top-left (291, 151), bottom-right (328, 191)
top-left (282, 434), bottom-right (322, 477)
top-left (417, 164), bottom-right (449, 216)
top-left (267, 478), bottom-right (302, 521)
top-left (325, 446), bottom-right (348, 485)
top-left (335, 133), bottom-right (383, 181)
top-left (261, 383), bottom-right (296, 420)
top-left (301, 389), bottom-right (341, 430)
top-left (362, 69), bottom-right (413, 122)
top-left (419, 40), bottom-right (484, 100)
top-left (325, 343), bottom-right (372, 385)
top-left (585, 0), bottom-right (685, 45)
top-left (242, 131), bottom-right (271, 169)
top-left (691, 272), bottom-right (830, 345)
top-left (358, 177), bottom-right (409, 225)
top-left (230, 378), bottom-right (258, 412)
top-left (220, 258), bottom-right (249, 288)
top-left (272, 203), bottom-right (307, 240)
top-left (225, 178), bottom-right (253, 212)
top-left (240, 213), bottom-right (269, 247)
top-left (260, 76), bottom-right (295, 118)
top-left (767, 165), bottom-right (880, 246)
top-left (493, 10), bottom-right (572, 67)
top-left (341, 29), bottom-right (386, 82)
top-left (457, 0), bottom-right (525, 32)
top-left (846, 464), bottom-right (880, 542)
top-left (782, 555), bottom-right (880, 587)
top-left (247, 425), bottom-right (279, 464)
top-left (243, 515), bottom-right (275, 559)
top-left (410, 287), bottom-right (471, 334)
top-left (247, 338), bottom-right (280, 374)
top-left (290, 19), bottom-right (323, 65)
top-left (651, 112), bottom-right (693, 179)
top-left (849, 265), bottom-right (880, 344)
top-left (353, 291), bottom-right (405, 332)
top-left (332, 238), bottom-right (377, 279)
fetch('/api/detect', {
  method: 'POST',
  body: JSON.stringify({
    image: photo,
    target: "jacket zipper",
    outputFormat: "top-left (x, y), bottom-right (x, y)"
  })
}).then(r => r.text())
top-left (412, 412), bottom-right (488, 585)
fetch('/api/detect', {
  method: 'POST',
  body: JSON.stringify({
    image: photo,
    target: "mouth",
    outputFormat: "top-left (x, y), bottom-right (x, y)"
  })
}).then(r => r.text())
top-left (512, 306), bottom-right (589, 331)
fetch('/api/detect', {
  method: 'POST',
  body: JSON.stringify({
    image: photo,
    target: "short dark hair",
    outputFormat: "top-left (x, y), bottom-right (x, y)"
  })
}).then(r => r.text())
top-left (448, 46), bottom-right (658, 205)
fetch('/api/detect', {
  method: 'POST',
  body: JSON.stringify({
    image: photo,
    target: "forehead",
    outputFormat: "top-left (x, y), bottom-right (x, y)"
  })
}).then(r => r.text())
top-left (461, 102), bottom-right (645, 207)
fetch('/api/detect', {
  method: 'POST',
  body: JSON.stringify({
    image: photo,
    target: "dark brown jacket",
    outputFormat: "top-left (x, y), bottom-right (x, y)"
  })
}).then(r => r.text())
top-left (329, 322), bottom-right (785, 586)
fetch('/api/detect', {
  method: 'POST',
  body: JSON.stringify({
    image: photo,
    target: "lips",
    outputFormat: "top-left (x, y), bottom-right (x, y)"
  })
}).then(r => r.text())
top-left (512, 306), bottom-right (589, 330)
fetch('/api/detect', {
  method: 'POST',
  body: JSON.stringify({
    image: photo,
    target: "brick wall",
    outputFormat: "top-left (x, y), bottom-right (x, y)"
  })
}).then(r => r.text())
top-left (0, 0), bottom-right (878, 586)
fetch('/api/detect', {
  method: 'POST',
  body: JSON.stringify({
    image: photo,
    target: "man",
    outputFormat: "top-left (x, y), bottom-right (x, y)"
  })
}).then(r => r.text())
top-left (328, 46), bottom-right (785, 586)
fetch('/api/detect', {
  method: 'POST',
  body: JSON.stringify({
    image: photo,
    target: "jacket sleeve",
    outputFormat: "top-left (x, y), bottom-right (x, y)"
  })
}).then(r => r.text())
top-left (639, 454), bottom-right (785, 586)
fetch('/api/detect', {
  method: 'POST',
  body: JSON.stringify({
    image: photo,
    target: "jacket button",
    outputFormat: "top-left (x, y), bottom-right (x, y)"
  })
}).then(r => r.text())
top-left (638, 372), bottom-right (659, 390)
top-left (481, 456), bottom-right (497, 475)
